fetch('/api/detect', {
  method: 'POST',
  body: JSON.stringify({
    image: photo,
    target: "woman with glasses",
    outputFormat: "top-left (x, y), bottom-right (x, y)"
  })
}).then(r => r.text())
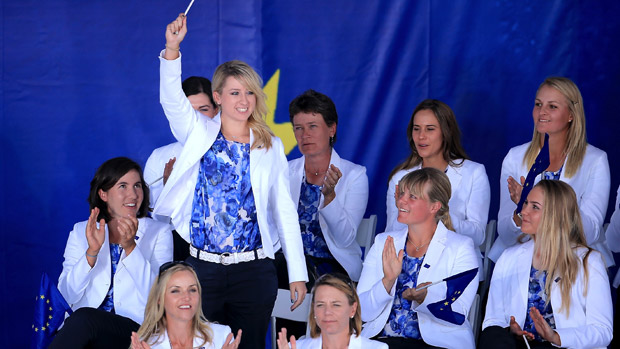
top-left (277, 273), bottom-right (387, 349)
top-left (131, 262), bottom-right (241, 348)
top-left (50, 157), bottom-right (173, 348)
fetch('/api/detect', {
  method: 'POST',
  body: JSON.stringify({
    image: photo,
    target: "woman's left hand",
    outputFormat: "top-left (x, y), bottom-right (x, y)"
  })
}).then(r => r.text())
top-left (222, 329), bottom-right (242, 349)
top-left (289, 281), bottom-right (307, 311)
top-left (402, 282), bottom-right (430, 304)
top-left (529, 307), bottom-right (561, 346)
top-left (114, 215), bottom-right (139, 255)
top-left (321, 164), bottom-right (341, 206)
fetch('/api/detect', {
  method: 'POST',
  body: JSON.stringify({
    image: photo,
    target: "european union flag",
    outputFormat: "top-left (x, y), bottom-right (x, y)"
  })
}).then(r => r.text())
top-left (516, 133), bottom-right (550, 214)
top-left (31, 273), bottom-right (73, 349)
top-left (427, 267), bottom-right (478, 325)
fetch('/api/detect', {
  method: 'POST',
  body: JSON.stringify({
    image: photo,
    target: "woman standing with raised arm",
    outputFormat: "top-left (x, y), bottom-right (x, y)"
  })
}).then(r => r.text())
top-left (490, 77), bottom-right (611, 264)
top-left (153, 14), bottom-right (308, 349)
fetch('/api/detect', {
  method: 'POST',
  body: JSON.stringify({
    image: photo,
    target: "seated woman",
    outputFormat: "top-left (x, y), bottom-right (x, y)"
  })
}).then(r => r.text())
top-left (358, 168), bottom-right (479, 349)
top-left (480, 180), bottom-right (612, 349)
top-left (491, 77), bottom-right (611, 264)
top-left (605, 185), bottom-right (620, 348)
top-left (386, 99), bottom-right (490, 275)
top-left (130, 262), bottom-right (241, 349)
top-left (279, 89), bottom-right (368, 285)
top-left (51, 157), bottom-right (173, 348)
top-left (277, 273), bottom-right (387, 349)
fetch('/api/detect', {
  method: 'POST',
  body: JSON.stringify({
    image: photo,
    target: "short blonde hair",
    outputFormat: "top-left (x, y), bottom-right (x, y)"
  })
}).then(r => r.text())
top-left (212, 60), bottom-right (274, 150)
top-left (308, 274), bottom-right (362, 338)
top-left (134, 263), bottom-right (213, 348)
top-left (524, 77), bottom-right (587, 178)
top-left (397, 167), bottom-right (454, 231)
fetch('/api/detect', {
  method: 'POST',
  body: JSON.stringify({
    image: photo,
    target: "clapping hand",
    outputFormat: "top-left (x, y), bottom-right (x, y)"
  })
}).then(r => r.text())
top-left (509, 316), bottom-right (534, 341)
top-left (85, 208), bottom-right (105, 263)
top-left (222, 329), bottom-right (242, 349)
top-left (529, 307), bottom-right (561, 346)
top-left (402, 282), bottom-right (431, 304)
top-left (277, 328), bottom-right (296, 349)
top-left (382, 236), bottom-right (404, 293)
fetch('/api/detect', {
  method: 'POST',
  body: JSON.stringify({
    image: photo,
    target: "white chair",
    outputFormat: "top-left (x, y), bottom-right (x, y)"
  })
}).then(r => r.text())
top-left (468, 293), bottom-right (481, 343)
top-left (480, 220), bottom-right (496, 296)
top-left (270, 288), bottom-right (313, 349)
top-left (356, 215), bottom-right (378, 260)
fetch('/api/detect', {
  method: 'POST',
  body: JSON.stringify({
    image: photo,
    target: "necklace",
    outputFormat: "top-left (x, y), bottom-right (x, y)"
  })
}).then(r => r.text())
top-left (407, 236), bottom-right (430, 252)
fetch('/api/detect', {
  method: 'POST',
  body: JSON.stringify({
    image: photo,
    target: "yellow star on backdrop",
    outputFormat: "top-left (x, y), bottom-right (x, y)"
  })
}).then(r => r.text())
top-left (263, 69), bottom-right (296, 155)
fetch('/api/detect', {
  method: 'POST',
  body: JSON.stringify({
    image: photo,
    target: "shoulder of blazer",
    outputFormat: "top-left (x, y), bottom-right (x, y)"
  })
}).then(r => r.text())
top-left (583, 143), bottom-right (608, 163)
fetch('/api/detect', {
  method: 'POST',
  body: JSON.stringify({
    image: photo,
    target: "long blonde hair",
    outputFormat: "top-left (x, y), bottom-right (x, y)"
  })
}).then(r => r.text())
top-left (212, 60), bottom-right (274, 150)
top-left (308, 274), bottom-right (362, 338)
top-left (133, 264), bottom-right (213, 348)
top-left (397, 167), bottom-right (454, 231)
top-left (523, 77), bottom-right (587, 178)
top-left (525, 180), bottom-right (592, 315)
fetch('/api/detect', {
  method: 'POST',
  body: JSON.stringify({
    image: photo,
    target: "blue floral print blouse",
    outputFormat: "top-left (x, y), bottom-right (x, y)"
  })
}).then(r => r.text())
top-left (523, 266), bottom-right (556, 342)
top-left (382, 249), bottom-right (425, 339)
top-left (98, 243), bottom-right (122, 312)
top-left (190, 132), bottom-right (261, 253)
top-left (298, 178), bottom-right (333, 259)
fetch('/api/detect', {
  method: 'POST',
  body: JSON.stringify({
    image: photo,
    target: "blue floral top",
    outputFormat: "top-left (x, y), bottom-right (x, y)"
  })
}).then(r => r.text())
top-left (298, 178), bottom-right (333, 259)
top-left (523, 266), bottom-right (556, 342)
top-left (382, 249), bottom-right (425, 339)
top-left (542, 166), bottom-right (562, 180)
top-left (190, 132), bottom-right (261, 253)
top-left (98, 243), bottom-right (122, 312)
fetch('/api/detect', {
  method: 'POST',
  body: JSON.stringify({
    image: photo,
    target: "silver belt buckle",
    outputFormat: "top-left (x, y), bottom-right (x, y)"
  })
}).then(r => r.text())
top-left (220, 252), bottom-right (232, 265)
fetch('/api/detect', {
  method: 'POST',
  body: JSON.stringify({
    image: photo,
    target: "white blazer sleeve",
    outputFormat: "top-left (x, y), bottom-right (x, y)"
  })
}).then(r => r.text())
top-left (357, 235), bottom-right (395, 322)
top-left (58, 222), bottom-right (97, 304)
top-left (385, 176), bottom-right (399, 233)
top-left (159, 51), bottom-right (201, 144)
top-left (449, 164), bottom-right (490, 247)
top-left (497, 150), bottom-right (523, 247)
top-left (481, 250), bottom-right (512, 330)
top-left (554, 252), bottom-right (613, 348)
top-left (319, 166), bottom-right (368, 248)
top-left (576, 151), bottom-right (610, 245)
top-left (606, 186), bottom-right (620, 252)
top-left (119, 221), bottom-right (173, 305)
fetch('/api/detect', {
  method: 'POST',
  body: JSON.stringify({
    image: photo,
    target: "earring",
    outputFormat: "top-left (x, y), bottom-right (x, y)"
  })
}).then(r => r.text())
top-left (329, 136), bottom-right (334, 146)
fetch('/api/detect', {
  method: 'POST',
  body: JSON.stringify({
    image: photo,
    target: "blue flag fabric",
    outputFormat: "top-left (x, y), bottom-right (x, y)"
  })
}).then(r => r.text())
top-left (426, 268), bottom-right (478, 325)
top-left (516, 133), bottom-right (551, 214)
top-left (31, 273), bottom-right (73, 349)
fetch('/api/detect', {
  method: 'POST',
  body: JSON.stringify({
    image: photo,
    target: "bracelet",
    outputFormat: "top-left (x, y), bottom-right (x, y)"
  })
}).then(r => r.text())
top-left (86, 251), bottom-right (98, 258)
top-left (165, 45), bottom-right (180, 51)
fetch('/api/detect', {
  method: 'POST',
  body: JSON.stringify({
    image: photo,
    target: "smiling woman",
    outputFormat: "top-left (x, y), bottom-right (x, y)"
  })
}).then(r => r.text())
top-left (50, 157), bottom-right (173, 348)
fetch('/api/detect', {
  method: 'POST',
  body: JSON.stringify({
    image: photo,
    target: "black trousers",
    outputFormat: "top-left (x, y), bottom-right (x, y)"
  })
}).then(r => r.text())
top-left (48, 307), bottom-right (139, 349)
top-left (374, 336), bottom-right (441, 348)
top-left (479, 326), bottom-right (555, 349)
top-left (186, 255), bottom-right (277, 349)
top-left (172, 229), bottom-right (190, 261)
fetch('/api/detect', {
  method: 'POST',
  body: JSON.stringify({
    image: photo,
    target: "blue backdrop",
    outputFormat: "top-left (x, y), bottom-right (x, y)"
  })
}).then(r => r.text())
top-left (2, 1), bottom-right (620, 345)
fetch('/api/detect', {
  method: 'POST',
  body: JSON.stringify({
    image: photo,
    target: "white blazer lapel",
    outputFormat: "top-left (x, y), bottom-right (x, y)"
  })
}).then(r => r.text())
top-left (418, 223), bottom-right (448, 282)
top-left (249, 129), bottom-right (267, 178)
top-left (289, 157), bottom-right (305, 205)
top-left (445, 164), bottom-right (463, 192)
top-left (515, 240), bottom-right (534, 325)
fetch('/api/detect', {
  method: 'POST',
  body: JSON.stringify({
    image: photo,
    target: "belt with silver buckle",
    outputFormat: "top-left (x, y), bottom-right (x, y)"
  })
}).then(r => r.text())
top-left (189, 245), bottom-right (266, 265)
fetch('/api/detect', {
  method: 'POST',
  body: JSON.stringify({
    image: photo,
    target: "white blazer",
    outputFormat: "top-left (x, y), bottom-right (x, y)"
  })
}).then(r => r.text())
top-left (492, 142), bottom-right (611, 264)
top-left (357, 222), bottom-right (479, 348)
top-left (153, 52), bottom-right (308, 283)
top-left (288, 149), bottom-right (368, 281)
top-left (483, 239), bottom-right (612, 349)
top-left (148, 323), bottom-right (232, 349)
top-left (386, 160), bottom-right (490, 248)
top-left (295, 334), bottom-right (388, 349)
top-left (58, 218), bottom-right (173, 324)
top-left (604, 185), bottom-right (620, 286)
top-left (144, 141), bottom-right (183, 211)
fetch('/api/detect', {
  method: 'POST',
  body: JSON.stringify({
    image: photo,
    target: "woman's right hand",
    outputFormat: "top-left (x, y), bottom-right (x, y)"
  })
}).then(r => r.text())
top-left (130, 331), bottom-right (151, 349)
top-left (277, 328), bottom-right (296, 349)
top-left (164, 14), bottom-right (187, 59)
top-left (222, 329), bottom-right (242, 349)
top-left (509, 316), bottom-right (534, 341)
top-left (382, 236), bottom-right (404, 293)
top-left (85, 207), bottom-right (105, 258)
top-left (507, 176), bottom-right (525, 205)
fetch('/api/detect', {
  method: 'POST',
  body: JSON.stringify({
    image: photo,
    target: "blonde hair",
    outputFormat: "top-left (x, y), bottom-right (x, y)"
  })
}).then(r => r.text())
top-left (133, 264), bottom-right (213, 348)
top-left (523, 180), bottom-right (592, 315)
top-left (397, 167), bottom-right (454, 231)
top-left (308, 274), bottom-right (362, 338)
top-left (212, 60), bottom-right (274, 150)
top-left (523, 77), bottom-right (587, 178)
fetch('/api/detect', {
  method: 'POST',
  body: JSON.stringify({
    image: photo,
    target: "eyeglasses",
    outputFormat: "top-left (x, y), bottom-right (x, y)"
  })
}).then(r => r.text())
top-left (158, 261), bottom-right (194, 277)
